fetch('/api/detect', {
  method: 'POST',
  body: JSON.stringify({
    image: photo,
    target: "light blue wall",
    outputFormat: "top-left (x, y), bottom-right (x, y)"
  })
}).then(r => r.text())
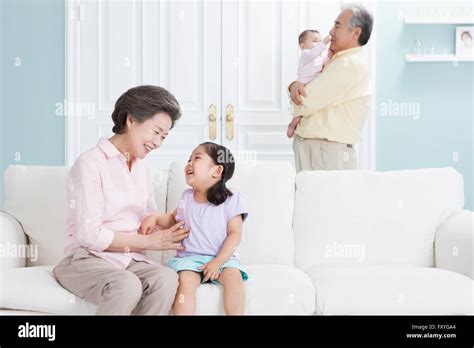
top-left (1, 1), bottom-right (472, 210)
top-left (0, 0), bottom-right (65, 208)
top-left (376, 1), bottom-right (473, 209)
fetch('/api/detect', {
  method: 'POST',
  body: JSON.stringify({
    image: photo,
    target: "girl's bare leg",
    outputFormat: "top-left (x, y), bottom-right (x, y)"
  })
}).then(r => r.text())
top-left (218, 268), bottom-right (245, 315)
top-left (173, 271), bottom-right (201, 315)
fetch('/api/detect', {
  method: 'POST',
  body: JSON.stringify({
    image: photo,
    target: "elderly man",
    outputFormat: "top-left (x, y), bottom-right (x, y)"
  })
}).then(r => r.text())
top-left (289, 4), bottom-right (373, 172)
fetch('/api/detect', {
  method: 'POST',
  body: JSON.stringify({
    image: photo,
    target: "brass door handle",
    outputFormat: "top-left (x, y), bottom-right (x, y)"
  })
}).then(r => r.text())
top-left (208, 104), bottom-right (217, 141)
top-left (226, 104), bottom-right (234, 141)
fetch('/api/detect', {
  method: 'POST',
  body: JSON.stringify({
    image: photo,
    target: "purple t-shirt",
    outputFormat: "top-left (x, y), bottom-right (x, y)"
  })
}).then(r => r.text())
top-left (175, 188), bottom-right (248, 259)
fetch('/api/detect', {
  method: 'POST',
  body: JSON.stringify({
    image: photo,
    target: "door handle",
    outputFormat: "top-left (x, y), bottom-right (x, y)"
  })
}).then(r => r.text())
top-left (208, 104), bottom-right (217, 141)
top-left (226, 104), bottom-right (234, 141)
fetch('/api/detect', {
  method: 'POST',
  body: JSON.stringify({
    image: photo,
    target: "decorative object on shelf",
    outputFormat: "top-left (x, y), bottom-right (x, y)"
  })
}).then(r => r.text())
top-left (404, 15), bottom-right (474, 63)
top-left (455, 26), bottom-right (474, 61)
top-left (412, 38), bottom-right (423, 55)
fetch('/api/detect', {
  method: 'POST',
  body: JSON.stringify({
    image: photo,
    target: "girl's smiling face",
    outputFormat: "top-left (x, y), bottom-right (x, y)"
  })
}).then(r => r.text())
top-left (185, 145), bottom-right (223, 191)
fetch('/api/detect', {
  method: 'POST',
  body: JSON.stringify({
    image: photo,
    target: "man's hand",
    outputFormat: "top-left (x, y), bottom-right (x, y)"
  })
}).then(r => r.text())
top-left (289, 81), bottom-right (306, 105)
top-left (139, 213), bottom-right (158, 235)
top-left (201, 258), bottom-right (225, 282)
top-left (146, 221), bottom-right (189, 251)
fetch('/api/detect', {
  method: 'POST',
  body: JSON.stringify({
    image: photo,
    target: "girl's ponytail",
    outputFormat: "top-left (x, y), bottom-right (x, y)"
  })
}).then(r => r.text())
top-left (199, 142), bottom-right (235, 206)
top-left (207, 179), bottom-right (233, 206)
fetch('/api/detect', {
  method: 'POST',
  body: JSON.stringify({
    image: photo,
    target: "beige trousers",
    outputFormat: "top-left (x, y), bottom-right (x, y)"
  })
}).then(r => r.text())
top-left (53, 248), bottom-right (179, 315)
top-left (293, 136), bottom-right (358, 172)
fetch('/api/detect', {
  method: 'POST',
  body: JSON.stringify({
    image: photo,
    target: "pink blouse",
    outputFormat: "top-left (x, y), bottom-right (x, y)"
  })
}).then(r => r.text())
top-left (64, 137), bottom-right (157, 269)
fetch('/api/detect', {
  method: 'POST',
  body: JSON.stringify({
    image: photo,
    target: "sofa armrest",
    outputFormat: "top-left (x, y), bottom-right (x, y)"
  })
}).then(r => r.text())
top-left (435, 210), bottom-right (473, 279)
top-left (0, 210), bottom-right (28, 270)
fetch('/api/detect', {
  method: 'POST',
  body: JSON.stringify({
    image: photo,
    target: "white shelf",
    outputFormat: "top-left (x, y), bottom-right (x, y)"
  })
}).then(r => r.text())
top-left (405, 54), bottom-right (473, 62)
top-left (404, 16), bottom-right (474, 24)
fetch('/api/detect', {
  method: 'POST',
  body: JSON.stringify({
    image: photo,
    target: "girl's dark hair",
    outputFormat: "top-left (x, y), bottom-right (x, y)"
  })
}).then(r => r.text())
top-left (111, 85), bottom-right (181, 134)
top-left (199, 142), bottom-right (235, 206)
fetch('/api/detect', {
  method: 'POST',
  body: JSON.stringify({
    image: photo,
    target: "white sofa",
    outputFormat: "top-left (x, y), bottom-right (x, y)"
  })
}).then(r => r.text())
top-left (0, 163), bottom-right (472, 315)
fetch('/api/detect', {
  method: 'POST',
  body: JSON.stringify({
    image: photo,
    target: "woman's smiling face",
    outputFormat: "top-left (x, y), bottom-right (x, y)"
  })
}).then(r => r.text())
top-left (126, 112), bottom-right (172, 160)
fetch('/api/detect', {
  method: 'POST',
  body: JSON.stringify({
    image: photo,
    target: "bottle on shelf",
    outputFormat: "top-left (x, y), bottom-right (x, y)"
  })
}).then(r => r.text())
top-left (413, 38), bottom-right (423, 55)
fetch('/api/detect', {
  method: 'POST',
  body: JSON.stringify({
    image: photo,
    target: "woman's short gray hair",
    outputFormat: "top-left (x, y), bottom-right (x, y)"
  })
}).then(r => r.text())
top-left (343, 4), bottom-right (373, 46)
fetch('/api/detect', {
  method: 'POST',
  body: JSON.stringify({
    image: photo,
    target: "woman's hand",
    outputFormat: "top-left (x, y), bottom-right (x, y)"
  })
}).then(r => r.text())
top-left (201, 258), bottom-right (225, 282)
top-left (146, 221), bottom-right (189, 251)
top-left (139, 213), bottom-right (158, 235)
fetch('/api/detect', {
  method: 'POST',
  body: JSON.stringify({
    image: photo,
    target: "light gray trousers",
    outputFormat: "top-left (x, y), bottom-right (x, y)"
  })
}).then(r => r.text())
top-left (53, 248), bottom-right (179, 315)
top-left (293, 136), bottom-right (358, 172)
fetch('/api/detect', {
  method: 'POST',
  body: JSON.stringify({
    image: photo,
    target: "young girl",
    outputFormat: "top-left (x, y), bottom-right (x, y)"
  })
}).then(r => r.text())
top-left (139, 142), bottom-right (248, 315)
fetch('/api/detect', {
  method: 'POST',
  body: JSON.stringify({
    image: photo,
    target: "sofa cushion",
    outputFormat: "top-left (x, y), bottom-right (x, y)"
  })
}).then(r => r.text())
top-left (307, 265), bottom-right (473, 315)
top-left (0, 265), bottom-right (315, 315)
top-left (3, 165), bottom-right (169, 267)
top-left (166, 161), bottom-right (296, 266)
top-left (293, 167), bottom-right (464, 271)
top-left (196, 264), bottom-right (315, 314)
top-left (0, 266), bottom-right (96, 314)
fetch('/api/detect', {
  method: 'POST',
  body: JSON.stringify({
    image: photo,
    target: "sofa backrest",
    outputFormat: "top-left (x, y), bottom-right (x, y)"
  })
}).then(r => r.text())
top-left (164, 161), bottom-right (296, 266)
top-left (4, 166), bottom-right (69, 267)
top-left (293, 167), bottom-right (464, 272)
top-left (5, 164), bottom-right (463, 270)
top-left (3, 165), bottom-right (169, 266)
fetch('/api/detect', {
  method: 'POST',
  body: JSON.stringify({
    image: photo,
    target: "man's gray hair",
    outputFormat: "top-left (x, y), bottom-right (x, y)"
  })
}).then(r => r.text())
top-left (343, 4), bottom-right (373, 46)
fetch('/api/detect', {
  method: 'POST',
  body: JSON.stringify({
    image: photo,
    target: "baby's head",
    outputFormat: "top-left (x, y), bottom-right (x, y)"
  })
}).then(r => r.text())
top-left (461, 31), bottom-right (472, 46)
top-left (185, 142), bottom-right (235, 205)
top-left (298, 29), bottom-right (322, 50)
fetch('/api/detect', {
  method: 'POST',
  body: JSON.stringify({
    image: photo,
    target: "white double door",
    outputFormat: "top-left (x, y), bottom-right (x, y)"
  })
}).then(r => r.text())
top-left (66, 0), bottom-right (374, 170)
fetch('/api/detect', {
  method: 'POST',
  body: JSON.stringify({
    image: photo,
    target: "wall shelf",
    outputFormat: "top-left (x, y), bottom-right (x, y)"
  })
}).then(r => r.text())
top-left (405, 54), bottom-right (473, 62)
top-left (404, 17), bottom-right (474, 25)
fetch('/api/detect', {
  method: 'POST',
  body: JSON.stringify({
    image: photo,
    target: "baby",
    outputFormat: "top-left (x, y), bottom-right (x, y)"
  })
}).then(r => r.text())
top-left (287, 29), bottom-right (332, 138)
top-left (139, 142), bottom-right (248, 315)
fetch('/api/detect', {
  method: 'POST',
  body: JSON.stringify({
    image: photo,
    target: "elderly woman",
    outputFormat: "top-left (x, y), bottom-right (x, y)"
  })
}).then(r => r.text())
top-left (53, 85), bottom-right (189, 315)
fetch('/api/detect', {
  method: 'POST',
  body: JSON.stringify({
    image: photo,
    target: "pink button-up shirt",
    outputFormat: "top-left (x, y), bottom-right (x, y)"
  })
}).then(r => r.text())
top-left (65, 137), bottom-right (157, 269)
